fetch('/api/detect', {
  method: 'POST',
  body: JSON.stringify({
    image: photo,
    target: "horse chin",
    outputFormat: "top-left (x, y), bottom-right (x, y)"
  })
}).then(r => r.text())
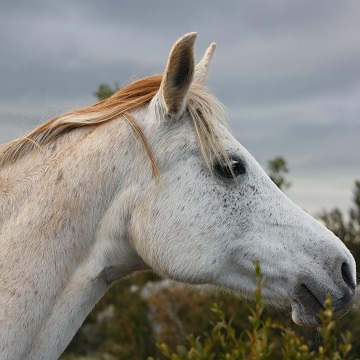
top-left (291, 301), bottom-right (321, 326)
top-left (290, 282), bottom-right (325, 326)
top-left (290, 286), bottom-right (354, 326)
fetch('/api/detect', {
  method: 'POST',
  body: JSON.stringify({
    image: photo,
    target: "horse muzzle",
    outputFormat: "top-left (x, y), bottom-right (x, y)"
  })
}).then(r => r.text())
top-left (291, 260), bottom-right (356, 326)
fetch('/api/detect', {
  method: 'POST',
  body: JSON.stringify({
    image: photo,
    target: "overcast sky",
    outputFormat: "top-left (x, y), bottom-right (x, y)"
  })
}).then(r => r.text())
top-left (1, 0), bottom-right (359, 215)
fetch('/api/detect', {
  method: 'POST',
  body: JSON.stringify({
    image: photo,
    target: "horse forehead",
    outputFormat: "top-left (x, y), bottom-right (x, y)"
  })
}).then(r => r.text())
top-left (215, 124), bottom-right (244, 153)
top-left (146, 110), bottom-right (192, 142)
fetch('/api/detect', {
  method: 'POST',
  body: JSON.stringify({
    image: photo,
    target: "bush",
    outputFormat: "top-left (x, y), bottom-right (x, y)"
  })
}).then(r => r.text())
top-left (62, 273), bottom-right (158, 359)
top-left (153, 263), bottom-right (354, 360)
top-left (63, 264), bottom-right (359, 359)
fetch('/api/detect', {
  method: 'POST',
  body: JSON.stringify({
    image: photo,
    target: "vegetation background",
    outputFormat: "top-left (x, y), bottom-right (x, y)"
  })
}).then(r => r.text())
top-left (61, 85), bottom-right (359, 359)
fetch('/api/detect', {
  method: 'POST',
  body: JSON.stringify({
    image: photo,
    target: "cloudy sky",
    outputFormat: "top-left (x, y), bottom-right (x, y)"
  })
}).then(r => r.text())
top-left (1, 0), bottom-right (359, 215)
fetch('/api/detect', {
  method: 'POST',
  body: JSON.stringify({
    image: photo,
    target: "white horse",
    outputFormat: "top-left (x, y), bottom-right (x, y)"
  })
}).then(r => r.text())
top-left (0, 33), bottom-right (356, 359)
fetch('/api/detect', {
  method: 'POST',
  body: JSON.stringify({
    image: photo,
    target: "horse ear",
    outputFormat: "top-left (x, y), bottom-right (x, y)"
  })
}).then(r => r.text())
top-left (160, 32), bottom-right (197, 119)
top-left (194, 42), bottom-right (216, 85)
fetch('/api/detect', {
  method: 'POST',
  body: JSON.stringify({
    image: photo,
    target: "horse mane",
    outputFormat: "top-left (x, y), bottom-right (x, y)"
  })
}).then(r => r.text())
top-left (0, 74), bottom-right (229, 175)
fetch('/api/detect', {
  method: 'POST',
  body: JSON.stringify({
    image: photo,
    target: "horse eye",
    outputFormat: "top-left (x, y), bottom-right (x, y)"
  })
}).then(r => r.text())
top-left (213, 157), bottom-right (246, 179)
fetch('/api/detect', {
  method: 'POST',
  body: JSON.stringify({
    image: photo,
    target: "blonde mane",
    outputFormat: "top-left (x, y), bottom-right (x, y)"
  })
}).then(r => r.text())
top-left (0, 74), bottom-right (229, 175)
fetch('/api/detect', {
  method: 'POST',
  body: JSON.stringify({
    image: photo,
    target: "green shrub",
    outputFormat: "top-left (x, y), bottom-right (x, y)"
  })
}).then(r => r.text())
top-left (63, 265), bottom-right (359, 360)
top-left (62, 273), bottom-right (157, 359)
top-left (153, 263), bottom-right (355, 360)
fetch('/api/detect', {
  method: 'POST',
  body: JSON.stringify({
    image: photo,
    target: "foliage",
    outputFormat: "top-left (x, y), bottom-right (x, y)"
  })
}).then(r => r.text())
top-left (153, 263), bottom-right (355, 360)
top-left (267, 156), bottom-right (291, 190)
top-left (62, 263), bottom-right (359, 360)
top-left (318, 180), bottom-right (360, 355)
top-left (62, 273), bottom-right (158, 359)
top-left (320, 180), bottom-right (360, 261)
top-left (94, 83), bottom-right (119, 101)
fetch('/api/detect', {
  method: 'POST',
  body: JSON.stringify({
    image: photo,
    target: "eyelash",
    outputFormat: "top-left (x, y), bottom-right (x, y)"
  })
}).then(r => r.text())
top-left (213, 157), bottom-right (246, 179)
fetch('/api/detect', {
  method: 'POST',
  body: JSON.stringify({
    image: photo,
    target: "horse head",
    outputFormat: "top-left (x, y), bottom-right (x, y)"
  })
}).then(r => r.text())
top-left (125, 33), bottom-right (356, 325)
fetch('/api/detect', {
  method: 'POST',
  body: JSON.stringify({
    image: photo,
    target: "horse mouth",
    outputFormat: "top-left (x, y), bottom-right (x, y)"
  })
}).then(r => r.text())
top-left (300, 283), bottom-right (325, 311)
top-left (291, 280), bottom-right (356, 326)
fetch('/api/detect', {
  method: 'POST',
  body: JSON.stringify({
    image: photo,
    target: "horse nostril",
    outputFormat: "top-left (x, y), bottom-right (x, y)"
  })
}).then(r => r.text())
top-left (341, 262), bottom-right (356, 290)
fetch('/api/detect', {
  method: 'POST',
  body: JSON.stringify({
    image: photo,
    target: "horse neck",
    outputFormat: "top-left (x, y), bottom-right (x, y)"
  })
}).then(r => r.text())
top-left (0, 116), bottom-right (150, 359)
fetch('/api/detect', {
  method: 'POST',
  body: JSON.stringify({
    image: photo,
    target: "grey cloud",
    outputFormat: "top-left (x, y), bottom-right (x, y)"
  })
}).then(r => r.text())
top-left (0, 0), bottom-right (359, 215)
